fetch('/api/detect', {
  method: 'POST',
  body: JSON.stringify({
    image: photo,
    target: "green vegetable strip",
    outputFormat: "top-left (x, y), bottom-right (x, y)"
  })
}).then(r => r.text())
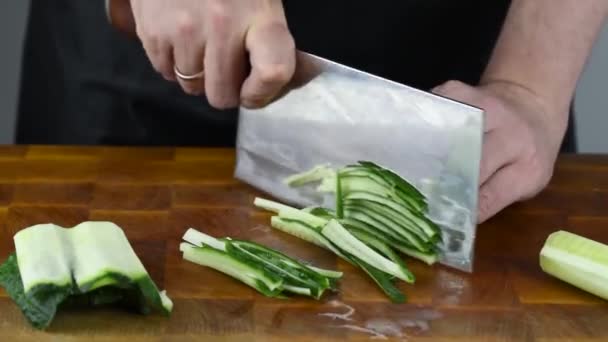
top-left (344, 201), bottom-right (427, 244)
top-left (283, 164), bottom-right (336, 187)
top-left (348, 227), bottom-right (415, 283)
top-left (336, 169), bottom-right (344, 219)
top-left (181, 229), bottom-right (342, 299)
top-left (345, 198), bottom-right (433, 240)
top-left (321, 219), bottom-right (414, 283)
top-left (392, 244), bottom-right (439, 265)
top-left (340, 217), bottom-right (414, 249)
top-left (183, 228), bottom-right (226, 250)
top-left (343, 191), bottom-right (440, 239)
top-left (269, 216), bottom-right (349, 261)
top-left (255, 197), bottom-right (328, 229)
top-left (343, 206), bottom-right (429, 252)
top-left (306, 265), bottom-right (343, 278)
top-left (181, 244), bottom-right (283, 296)
top-left (231, 240), bottom-right (333, 285)
top-left (225, 241), bottom-right (328, 298)
top-left (356, 161), bottom-right (425, 201)
top-left (352, 257), bottom-right (406, 303)
top-left (342, 163), bottom-right (426, 213)
top-left (282, 285), bottom-right (312, 296)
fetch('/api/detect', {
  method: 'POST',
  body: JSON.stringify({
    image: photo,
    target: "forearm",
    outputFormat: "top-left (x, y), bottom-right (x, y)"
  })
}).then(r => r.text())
top-left (481, 0), bottom-right (608, 117)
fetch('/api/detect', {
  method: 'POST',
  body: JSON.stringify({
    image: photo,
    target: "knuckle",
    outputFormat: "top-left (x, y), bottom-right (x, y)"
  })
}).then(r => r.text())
top-left (477, 188), bottom-right (497, 222)
top-left (142, 31), bottom-right (162, 53)
top-left (175, 11), bottom-right (196, 37)
top-left (257, 63), bottom-right (294, 86)
top-left (480, 95), bottom-right (504, 112)
top-left (209, 2), bottom-right (231, 29)
top-left (207, 93), bottom-right (238, 110)
top-left (443, 80), bottom-right (466, 92)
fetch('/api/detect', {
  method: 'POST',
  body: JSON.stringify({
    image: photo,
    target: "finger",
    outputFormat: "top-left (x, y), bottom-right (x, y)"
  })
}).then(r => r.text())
top-left (431, 80), bottom-right (477, 104)
top-left (142, 35), bottom-right (174, 81)
top-left (240, 22), bottom-right (296, 108)
top-left (477, 164), bottom-right (525, 223)
top-left (432, 80), bottom-right (499, 133)
top-left (204, 16), bottom-right (247, 109)
top-left (173, 14), bottom-right (205, 95)
top-left (479, 130), bottom-right (520, 186)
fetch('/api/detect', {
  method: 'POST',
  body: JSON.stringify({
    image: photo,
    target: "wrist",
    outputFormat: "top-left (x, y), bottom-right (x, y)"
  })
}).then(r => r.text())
top-left (479, 78), bottom-right (570, 147)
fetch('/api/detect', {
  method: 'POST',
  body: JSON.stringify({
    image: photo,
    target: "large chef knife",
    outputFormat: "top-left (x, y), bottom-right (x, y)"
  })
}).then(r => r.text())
top-left (106, 0), bottom-right (484, 273)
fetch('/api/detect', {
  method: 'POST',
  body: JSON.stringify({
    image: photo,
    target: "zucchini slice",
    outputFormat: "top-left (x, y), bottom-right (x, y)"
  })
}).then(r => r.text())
top-left (540, 230), bottom-right (608, 301)
top-left (0, 222), bottom-right (172, 330)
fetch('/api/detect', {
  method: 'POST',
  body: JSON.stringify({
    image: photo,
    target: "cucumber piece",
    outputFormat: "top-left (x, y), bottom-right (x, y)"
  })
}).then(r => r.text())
top-left (182, 228), bottom-right (226, 251)
top-left (269, 216), bottom-right (349, 261)
top-left (321, 219), bottom-right (414, 284)
top-left (340, 174), bottom-right (407, 207)
top-left (305, 207), bottom-right (337, 220)
top-left (540, 230), bottom-right (608, 301)
top-left (344, 200), bottom-right (428, 243)
top-left (341, 164), bottom-right (426, 213)
top-left (343, 191), bottom-right (440, 239)
top-left (392, 244), bottom-right (439, 265)
top-left (225, 240), bottom-right (332, 299)
top-left (306, 266), bottom-right (343, 278)
top-left (181, 229), bottom-right (342, 299)
top-left (343, 206), bottom-right (429, 252)
top-left (283, 164), bottom-right (336, 187)
top-left (356, 161), bottom-right (425, 201)
top-left (345, 198), bottom-right (434, 241)
top-left (181, 243), bottom-right (283, 297)
top-left (336, 169), bottom-right (344, 219)
top-left (352, 257), bottom-right (406, 303)
top-left (1, 222), bottom-right (172, 330)
top-left (255, 197), bottom-right (328, 229)
top-left (0, 253), bottom-right (72, 330)
top-left (340, 217), bottom-right (413, 249)
top-left (282, 285), bottom-right (312, 296)
top-left (347, 227), bottom-right (415, 283)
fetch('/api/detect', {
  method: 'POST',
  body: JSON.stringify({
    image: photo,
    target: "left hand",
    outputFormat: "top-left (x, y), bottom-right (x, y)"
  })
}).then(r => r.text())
top-left (432, 80), bottom-right (569, 223)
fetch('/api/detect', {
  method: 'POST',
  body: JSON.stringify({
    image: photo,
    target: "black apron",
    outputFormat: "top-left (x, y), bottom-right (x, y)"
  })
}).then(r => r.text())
top-left (15, 0), bottom-right (577, 151)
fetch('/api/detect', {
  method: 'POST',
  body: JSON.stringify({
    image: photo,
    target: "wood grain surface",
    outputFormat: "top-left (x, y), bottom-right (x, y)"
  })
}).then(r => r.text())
top-left (0, 146), bottom-right (607, 341)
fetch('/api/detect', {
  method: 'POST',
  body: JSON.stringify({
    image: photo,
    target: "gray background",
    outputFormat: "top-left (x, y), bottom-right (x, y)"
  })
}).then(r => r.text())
top-left (1, 2), bottom-right (606, 152)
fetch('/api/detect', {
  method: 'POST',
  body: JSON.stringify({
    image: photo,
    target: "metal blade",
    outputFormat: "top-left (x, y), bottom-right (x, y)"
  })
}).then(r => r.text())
top-left (235, 51), bottom-right (484, 272)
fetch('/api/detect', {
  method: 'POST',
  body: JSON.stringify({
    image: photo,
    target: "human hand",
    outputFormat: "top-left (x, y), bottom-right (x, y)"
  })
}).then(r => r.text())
top-left (130, 0), bottom-right (296, 109)
top-left (432, 80), bottom-right (569, 223)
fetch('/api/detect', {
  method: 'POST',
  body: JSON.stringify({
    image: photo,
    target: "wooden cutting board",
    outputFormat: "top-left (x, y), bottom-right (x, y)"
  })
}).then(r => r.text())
top-left (0, 145), bottom-right (607, 341)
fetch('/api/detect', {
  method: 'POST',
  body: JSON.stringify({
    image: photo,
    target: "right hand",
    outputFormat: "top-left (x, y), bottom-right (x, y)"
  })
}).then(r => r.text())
top-left (130, 0), bottom-right (297, 109)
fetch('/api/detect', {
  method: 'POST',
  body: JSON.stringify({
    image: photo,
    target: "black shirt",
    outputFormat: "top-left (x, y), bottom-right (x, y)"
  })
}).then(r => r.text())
top-left (15, 0), bottom-right (575, 151)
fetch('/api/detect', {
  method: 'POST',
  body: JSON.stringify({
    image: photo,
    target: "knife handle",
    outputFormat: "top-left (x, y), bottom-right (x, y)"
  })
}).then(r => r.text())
top-left (105, 0), bottom-right (136, 37)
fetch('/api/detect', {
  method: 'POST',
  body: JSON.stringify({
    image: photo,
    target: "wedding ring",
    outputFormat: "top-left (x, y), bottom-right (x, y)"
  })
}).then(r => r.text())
top-left (174, 65), bottom-right (204, 80)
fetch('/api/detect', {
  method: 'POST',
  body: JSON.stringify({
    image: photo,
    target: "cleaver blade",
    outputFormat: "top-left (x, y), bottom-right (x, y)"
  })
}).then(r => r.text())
top-left (234, 51), bottom-right (485, 273)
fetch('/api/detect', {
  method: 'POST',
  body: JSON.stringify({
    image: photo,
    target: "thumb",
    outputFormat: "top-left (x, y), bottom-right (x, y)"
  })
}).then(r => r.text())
top-left (477, 164), bottom-right (527, 223)
top-left (240, 22), bottom-right (296, 108)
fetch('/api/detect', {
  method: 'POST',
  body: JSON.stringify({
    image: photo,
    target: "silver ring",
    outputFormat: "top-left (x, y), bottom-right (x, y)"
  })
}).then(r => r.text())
top-left (174, 65), bottom-right (204, 80)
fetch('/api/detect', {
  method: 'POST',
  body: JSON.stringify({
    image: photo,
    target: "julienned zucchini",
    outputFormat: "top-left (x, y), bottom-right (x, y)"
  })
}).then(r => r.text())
top-left (254, 160), bottom-right (442, 303)
top-left (180, 228), bottom-right (342, 299)
top-left (0, 222), bottom-right (173, 330)
top-left (285, 161), bottom-right (441, 256)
